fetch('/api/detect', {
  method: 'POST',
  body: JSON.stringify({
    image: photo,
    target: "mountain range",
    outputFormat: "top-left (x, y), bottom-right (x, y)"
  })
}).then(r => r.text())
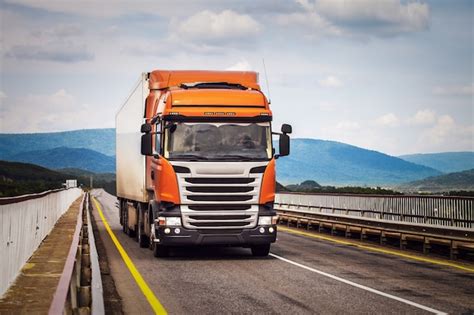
top-left (398, 152), bottom-right (474, 173)
top-left (276, 139), bottom-right (441, 185)
top-left (2, 147), bottom-right (115, 173)
top-left (1, 128), bottom-right (472, 187)
top-left (0, 128), bottom-right (115, 157)
top-left (398, 169), bottom-right (474, 193)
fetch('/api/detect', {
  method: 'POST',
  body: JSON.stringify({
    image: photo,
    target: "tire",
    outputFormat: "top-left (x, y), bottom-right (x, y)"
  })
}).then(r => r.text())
top-left (251, 244), bottom-right (271, 257)
top-left (119, 199), bottom-right (123, 225)
top-left (153, 244), bottom-right (170, 258)
top-left (122, 200), bottom-right (128, 234)
top-left (138, 204), bottom-right (149, 248)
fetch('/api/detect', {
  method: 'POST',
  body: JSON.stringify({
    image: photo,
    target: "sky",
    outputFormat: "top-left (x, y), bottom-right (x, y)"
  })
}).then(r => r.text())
top-left (0, 0), bottom-right (472, 155)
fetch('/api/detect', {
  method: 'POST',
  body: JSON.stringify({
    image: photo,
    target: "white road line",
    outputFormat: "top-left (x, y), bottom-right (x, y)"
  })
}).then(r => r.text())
top-left (269, 253), bottom-right (447, 315)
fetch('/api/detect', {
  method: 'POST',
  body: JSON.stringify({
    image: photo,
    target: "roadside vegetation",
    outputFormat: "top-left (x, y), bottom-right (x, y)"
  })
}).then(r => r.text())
top-left (0, 160), bottom-right (116, 197)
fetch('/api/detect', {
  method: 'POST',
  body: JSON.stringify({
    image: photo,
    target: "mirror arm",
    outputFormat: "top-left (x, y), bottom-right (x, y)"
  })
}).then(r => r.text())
top-left (150, 115), bottom-right (161, 124)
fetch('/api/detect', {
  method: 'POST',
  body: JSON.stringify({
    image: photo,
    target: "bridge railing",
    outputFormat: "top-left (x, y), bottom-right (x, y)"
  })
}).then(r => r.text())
top-left (0, 188), bottom-right (82, 296)
top-left (275, 192), bottom-right (474, 229)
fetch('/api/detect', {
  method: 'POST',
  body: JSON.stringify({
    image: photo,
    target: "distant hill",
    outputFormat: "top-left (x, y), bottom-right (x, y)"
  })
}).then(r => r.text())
top-left (56, 168), bottom-right (116, 195)
top-left (0, 160), bottom-right (116, 197)
top-left (276, 139), bottom-right (442, 186)
top-left (4, 147), bottom-right (115, 173)
top-left (0, 128), bottom-right (115, 157)
top-left (1, 129), bottom-right (447, 186)
top-left (57, 168), bottom-right (116, 182)
top-left (398, 169), bottom-right (474, 193)
top-left (398, 152), bottom-right (474, 173)
top-left (286, 180), bottom-right (322, 191)
top-left (0, 160), bottom-right (71, 196)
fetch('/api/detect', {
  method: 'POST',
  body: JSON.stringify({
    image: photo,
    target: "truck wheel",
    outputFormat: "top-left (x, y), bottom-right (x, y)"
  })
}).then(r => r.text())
top-left (119, 199), bottom-right (123, 225)
top-left (153, 244), bottom-right (169, 258)
top-left (122, 201), bottom-right (128, 234)
top-left (251, 244), bottom-right (271, 257)
top-left (138, 205), bottom-right (149, 248)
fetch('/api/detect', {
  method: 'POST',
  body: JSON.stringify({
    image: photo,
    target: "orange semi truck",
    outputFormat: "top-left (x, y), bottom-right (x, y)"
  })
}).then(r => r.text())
top-left (116, 70), bottom-right (291, 257)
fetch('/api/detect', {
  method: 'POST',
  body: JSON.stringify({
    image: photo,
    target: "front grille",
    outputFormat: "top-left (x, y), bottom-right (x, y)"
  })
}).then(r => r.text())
top-left (191, 221), bottom-right (251, 227)
top-left (185, 178), bottom-right (255, 184)
top-left (175, 164), bottom-right (265, 229)
top-left (180, 205), bottom-right (259, 229)
top-left (188, 215), bottom-right (251, 220)
top-left (186, 186), bottom-right (253, 193)
top-left (187, 195), bottom-right (253, 202)
top-left (188, 205), bottom-right (251, 211)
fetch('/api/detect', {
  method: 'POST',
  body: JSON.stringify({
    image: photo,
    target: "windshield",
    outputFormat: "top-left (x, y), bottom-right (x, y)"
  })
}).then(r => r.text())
top-left (164, 122), bottom-right (272, 161)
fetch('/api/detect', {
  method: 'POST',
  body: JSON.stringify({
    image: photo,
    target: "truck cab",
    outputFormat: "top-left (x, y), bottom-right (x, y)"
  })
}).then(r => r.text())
top-left (116, 70), bottom-right (291, 257)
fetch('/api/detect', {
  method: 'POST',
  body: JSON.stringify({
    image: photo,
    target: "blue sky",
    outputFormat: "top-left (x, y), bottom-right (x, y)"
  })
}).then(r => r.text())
top-left (0, 0), bottom-right (472, 155)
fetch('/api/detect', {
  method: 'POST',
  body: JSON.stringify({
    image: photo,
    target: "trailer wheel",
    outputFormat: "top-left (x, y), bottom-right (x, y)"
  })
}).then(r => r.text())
top-left (119, 199), bottom-right (123, 225)
top-left (121, 200), bottom-right (128, 234)
top-left (251, 244), bottom-right (271, 257)
top-left (138, 204), bottom-right (149, 248)
top-left (153, 244), bottom-right (169, 258)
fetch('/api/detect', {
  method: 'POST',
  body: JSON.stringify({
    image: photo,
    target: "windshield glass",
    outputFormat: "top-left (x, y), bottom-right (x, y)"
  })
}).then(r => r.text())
top-left (164, 122), bottom-right (272, 161)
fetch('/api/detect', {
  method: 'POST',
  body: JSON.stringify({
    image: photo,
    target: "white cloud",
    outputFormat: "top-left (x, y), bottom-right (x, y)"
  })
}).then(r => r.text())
top-left (172, 10), bottom-right (261, 45)
top-left (418, 115), bottom-right (474, 152)
top-left (407, 109), bottom-right (436, 126)
top-left (284, 0), bottom-right (430, 39)
top-left (433, 83), bottom-right (474, 96)
top-left (318, 75), bottom-right (343, 88)
top-left (276, 11), bottom-right (342, 38)
top-left (375, 113), bottom-right (399, 127)
top-left (6, 44), bottom-right (94, 63)
top-left (225, 60), bottom-right (253, 71)
top-left (0, 90), bottom-right (114, 133)
top-left (4, 0), bottom-right (158, 17)
top-left (0, 91), bottom-right (6, 99)
top-left (317, 101), bottom-right (336, 111)
top-left (335, 121), bottom-right (360, 130)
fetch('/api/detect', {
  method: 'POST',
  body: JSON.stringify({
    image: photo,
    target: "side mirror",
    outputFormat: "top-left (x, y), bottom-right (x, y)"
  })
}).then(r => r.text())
top-left (281, 124), bottom-right (292, 134)
top-left (279, 133), bottom-right (290, 157)
top-left (141, 133), bottom-right (153, 156)
top-left (141, 123), bottom-right (152, 133)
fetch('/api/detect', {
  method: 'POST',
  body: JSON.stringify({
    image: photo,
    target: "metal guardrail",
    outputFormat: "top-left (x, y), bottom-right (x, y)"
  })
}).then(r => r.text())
top-left (0, 188), bottom-right (66, 205)
top-left (0, 188), bottom-right (82, 296)
top-left (275, 192), bottom-right (474, 228)
top-left (275, 193), bottom-right (474, 259)
top-left (49, 192), bottom-right (104, 314)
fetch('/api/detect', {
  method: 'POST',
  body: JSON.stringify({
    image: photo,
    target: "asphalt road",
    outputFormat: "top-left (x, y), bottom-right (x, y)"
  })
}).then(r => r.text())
top-left (91, 189), bottom-right (474, 314)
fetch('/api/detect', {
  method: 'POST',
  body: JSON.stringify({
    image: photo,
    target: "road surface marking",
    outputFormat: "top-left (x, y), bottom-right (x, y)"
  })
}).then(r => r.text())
top-left (279, 226), bottom-right (474, 273)
top-left (270, 253), bottom-right (446, 315)
top-left (92, 197), bottom-right (167, 315)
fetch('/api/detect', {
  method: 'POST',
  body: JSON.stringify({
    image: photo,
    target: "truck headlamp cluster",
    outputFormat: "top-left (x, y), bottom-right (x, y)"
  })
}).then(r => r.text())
top-left (258, 215), bottom-right (278, 226)
top-left (156, 216), bottom-right (182, 227)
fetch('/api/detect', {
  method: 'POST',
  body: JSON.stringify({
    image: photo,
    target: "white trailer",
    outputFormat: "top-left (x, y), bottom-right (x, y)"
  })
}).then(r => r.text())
top-left (116, 73), bottom-right (149, 203)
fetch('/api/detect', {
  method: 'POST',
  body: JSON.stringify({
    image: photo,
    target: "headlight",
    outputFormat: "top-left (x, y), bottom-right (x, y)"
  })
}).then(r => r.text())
top-left (258, 215), bottom-right (278, 226)
top-left (156, 216), bottom-right (182, 226)
top-left (165, 217), bottom-right (182, 226)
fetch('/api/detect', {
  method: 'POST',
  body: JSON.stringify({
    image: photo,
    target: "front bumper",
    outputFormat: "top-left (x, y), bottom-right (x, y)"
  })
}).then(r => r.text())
top-left (154, 225), bottom-right (277, 246)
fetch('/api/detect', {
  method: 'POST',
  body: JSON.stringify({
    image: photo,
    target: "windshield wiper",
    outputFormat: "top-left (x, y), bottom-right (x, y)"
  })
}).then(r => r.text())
top-left (171, 154), bottom-right (209, 161)
top-left (213, 155), bottom-right (263, 161)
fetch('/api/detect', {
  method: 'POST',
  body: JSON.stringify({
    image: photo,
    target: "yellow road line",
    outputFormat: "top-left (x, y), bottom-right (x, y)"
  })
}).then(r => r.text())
top-left (92, 196), bottom-right (167, 315)
top-left (278, 226), bottom-right (474, 273)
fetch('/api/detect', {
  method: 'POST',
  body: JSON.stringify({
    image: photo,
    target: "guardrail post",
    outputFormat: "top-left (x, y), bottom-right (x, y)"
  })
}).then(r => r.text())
top-left (423, 237), bottom-right (430, 254)
top-left (380, 231), bottom-right (386, 245)
top-left (450, 241), bottom-right (458, 260)
top-left (400, 234), bottom-right (407, 250)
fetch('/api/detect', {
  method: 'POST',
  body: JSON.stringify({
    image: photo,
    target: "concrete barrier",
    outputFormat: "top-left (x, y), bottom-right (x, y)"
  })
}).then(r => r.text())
top-left (0, 188), bottom-right (82, 296)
